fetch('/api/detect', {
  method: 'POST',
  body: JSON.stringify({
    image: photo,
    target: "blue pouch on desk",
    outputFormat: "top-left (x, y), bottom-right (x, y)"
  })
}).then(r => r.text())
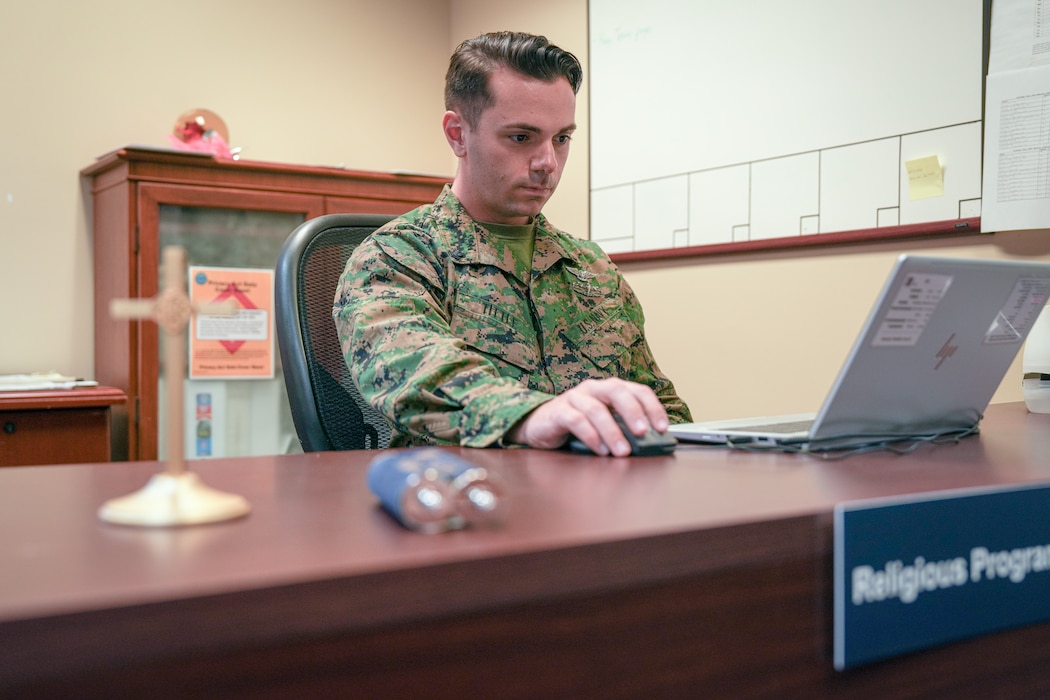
top-left (366, 448), bottom-right (508, 533)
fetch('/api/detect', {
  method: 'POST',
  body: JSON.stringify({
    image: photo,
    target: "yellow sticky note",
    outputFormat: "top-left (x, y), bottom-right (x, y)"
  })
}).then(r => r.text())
top-left (905, 155), bottom-right (944, 201)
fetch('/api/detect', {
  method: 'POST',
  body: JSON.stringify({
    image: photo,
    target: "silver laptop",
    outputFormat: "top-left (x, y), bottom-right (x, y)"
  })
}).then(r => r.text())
top-left (670, 254), bottom-right (1050, 451)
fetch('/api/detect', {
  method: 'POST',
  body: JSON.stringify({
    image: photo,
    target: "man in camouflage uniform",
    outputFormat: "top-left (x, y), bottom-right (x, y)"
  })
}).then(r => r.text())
top-left (334, 31), bottom-right (691, 457)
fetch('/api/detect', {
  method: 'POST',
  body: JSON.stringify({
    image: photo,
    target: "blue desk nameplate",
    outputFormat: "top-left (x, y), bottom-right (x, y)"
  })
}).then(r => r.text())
top-left (834, 481), bottom-right (1050, 670)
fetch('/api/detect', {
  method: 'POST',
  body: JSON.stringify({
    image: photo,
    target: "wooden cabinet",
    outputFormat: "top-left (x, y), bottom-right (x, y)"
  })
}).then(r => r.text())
top-left (83, 147), bottom-right (449, 461)
top-left (0, 387), bottom-right (127, 467)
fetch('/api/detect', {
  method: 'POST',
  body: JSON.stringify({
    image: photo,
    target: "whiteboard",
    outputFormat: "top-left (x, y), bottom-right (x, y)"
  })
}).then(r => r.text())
top-left (588, 0), bottom-right (985, 253)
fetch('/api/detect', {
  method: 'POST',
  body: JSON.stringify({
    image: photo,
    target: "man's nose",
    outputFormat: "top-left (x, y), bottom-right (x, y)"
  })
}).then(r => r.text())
top-left (532, 141), bottom-right (557, 173)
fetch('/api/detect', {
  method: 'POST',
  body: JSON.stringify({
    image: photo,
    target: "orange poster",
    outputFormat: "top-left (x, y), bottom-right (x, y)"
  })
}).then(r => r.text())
top-left (188, 266), bottom-right (274, 379)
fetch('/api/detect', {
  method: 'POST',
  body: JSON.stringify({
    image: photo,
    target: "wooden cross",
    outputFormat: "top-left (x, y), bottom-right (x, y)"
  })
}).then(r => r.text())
top-left (98, 246), bottom-right (251, 527)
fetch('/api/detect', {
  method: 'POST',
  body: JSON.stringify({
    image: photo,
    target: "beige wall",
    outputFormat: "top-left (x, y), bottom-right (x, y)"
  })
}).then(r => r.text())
top-left (2, 0), bottom-right (1047, 420)
top-left (0, 0), bottom-right (454, 378)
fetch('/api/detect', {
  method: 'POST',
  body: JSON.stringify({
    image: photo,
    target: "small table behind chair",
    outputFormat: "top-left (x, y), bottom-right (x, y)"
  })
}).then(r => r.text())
top-left (0, 386), bottom-right (127, 467)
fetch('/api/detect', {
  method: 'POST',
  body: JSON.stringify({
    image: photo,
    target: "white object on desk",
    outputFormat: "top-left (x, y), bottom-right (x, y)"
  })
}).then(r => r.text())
top-left (0, 372), bottom-right (99, 392)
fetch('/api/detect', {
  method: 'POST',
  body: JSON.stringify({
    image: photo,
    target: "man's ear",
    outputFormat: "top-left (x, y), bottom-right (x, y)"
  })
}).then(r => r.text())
top-left (443, 111), bottom-right (467, 157)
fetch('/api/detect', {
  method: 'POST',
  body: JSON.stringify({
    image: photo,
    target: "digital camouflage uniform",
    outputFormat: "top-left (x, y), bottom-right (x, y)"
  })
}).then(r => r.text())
top-left (333, 186), bottom-right (692, 448)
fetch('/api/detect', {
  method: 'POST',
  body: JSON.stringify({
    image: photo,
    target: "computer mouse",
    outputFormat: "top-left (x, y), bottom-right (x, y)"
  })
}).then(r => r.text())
top-left (568, 414), bottom-right (677, 456)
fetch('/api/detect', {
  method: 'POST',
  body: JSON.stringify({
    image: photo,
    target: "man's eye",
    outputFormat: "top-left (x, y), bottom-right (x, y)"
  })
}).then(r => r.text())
top-left (510, 134), bottom-right (529, 143)
top-left (556, 134), bottom-right (573, 144)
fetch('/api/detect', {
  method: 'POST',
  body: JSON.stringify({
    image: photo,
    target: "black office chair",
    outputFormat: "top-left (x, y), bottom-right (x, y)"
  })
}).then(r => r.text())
top-left (275, 213), bottom-right (395, 451)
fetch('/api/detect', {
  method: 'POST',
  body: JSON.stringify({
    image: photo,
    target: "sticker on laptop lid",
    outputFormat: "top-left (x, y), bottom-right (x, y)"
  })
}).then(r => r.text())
top-left (872, 273), bottom-right (953, 347)
top-left (984, 278), bottom-right (1050, 344)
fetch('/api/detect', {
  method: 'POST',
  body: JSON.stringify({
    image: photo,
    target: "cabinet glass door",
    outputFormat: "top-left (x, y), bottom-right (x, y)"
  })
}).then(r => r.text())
top-left (157, 205), bottom-right (306, 460)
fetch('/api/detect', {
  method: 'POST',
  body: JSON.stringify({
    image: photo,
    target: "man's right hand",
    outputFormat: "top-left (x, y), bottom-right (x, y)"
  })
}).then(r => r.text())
top-left (506, 377), bottom-right (670, 457)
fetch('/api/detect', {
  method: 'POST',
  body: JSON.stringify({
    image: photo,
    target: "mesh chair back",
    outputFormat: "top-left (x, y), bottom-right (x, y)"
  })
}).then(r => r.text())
top-left (276, 214), bottom-right (394, 451)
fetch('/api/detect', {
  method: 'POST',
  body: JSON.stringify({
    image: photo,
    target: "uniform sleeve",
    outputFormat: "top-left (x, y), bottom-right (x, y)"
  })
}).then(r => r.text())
top-left (333, 233), bottom-right (552, 447)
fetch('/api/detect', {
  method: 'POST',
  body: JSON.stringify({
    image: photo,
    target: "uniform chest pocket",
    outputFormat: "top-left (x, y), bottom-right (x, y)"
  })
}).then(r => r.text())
top-left (450, 294), bottom-right (541, 373)
top-left (563, 302), bottom-right (642, 371)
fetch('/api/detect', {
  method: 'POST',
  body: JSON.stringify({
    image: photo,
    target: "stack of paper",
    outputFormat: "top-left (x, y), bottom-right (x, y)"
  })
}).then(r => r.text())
top-left (0, 372), bottom-right (99, 392)
top-left (981, 0), bottom-right (1050, 232)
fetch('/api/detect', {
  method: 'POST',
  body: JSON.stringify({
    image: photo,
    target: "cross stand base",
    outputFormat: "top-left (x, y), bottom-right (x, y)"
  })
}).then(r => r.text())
top-left (98, 472), bottom-right (251, 527)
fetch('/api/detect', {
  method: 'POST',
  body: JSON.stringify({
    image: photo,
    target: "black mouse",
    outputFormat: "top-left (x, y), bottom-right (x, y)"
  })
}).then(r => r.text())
top-left (568, 414), bottom-right (677, 456)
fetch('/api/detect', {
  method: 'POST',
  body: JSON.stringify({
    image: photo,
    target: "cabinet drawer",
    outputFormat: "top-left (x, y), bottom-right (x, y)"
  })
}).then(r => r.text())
top-left (0, 408), bottom-right (112, 467)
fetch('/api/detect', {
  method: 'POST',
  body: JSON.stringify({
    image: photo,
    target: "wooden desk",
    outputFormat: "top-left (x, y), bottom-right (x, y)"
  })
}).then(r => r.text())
top-left (0, 386), bottom-right (126, 467)
top-left (2, 402), bottom-right (1049, 697)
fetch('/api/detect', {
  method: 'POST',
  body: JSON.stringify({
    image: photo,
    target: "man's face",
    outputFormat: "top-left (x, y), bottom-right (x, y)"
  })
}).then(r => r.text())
top-left (446, 67), bottom-right (577, 225)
